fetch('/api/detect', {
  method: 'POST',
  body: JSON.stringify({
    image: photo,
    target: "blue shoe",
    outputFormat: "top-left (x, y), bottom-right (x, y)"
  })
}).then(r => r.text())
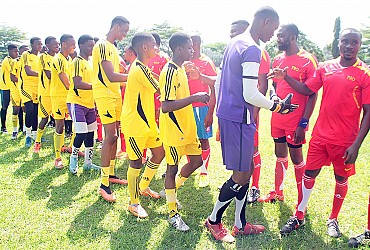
top-left (83, 163), bottom-right (101, 171)
top-left (25, 137), bottom-right (32, 148)
top-left (41, 138), bottom-right (50, 143)
top-left (69, 157), bottom-right (78, 174)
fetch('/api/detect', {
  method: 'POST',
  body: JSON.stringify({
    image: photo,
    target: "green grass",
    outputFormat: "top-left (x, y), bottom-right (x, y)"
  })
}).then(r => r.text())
top-left (0, 98), bottom-right (370, 249)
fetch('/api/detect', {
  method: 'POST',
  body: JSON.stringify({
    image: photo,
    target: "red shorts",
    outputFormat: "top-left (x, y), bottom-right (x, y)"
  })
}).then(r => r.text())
top-left (271, 126), bottom-right (306, 145)
top-left (306, 137), bottom-right (355, 177)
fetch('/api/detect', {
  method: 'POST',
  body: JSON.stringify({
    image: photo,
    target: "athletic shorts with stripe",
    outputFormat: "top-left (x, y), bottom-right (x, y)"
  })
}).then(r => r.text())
top-left (193, 106), bottom-right (212, 139)
top-left (164, 138), bottom-right (202, 166)
top-left (38, 95), bottom-right (52, 118)
top-left (126, 136), bottom-right (162, 161)
top-left (20, 84), bottom-right (38, 103)
top-left (51, 96), bottom-right (69, 119)
top-left (95, 97), bottom-right (122, 125)
top-left (11, 88), bottom-right (22, 107)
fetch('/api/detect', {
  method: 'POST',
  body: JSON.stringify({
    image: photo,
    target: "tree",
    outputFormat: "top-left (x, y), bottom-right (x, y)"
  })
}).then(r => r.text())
top-left (358, 17), bottom-right (370, 64)
top-left (203, 42), bottom-right (227, 67)
top-left (331, 17), bottom-right (341, 58)
top-left (0, 24), bottom-right (26, 59)
top-left (116, 27), bottom-right (138, 56)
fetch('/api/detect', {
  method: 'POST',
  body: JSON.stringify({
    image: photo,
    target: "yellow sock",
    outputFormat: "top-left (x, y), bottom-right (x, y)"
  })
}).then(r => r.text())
top-left (69, 132), bottom-right (75, 148)
top-left (61, 131), bottom-right (65, 148)
top-left (101, 166), bottom-right (110, 187)
top-left (165, 189), bottom-right (177, 217)
top-left (127, 167), bottom-right (141, 204)
top-left (109, 159), bottom-right (115, 176)
top-left (35, 128), bottom-right (45, 143)
top-left (54, 132), bottom-right (62, 159)
top-left (139, 160), bottom-right (159, 190)
top-left (175, 173), bottom-right (188, 189)
top-left (12, 115), bottom-right (18, 130)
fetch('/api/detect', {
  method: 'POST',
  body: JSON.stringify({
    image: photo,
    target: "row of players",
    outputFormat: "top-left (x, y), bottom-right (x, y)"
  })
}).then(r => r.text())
top-left (1, 6), bottom-right (369, 244)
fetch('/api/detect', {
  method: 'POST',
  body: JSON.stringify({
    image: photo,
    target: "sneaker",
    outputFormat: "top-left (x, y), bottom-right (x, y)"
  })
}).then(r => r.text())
top-left (83, 163), bottom-right (100, 171)
top-left (204, 218), bottom-right (235, 243)
top-left (198, 174), bottom-right (209, 187)
top-left (33, 142), bottom-right (41, 153)
top-left (69, 157), bottom-right (78, 174)
top-left (128, 204), bottom-right (148, 218)
top-left (11, 131), bottom-right (18, 139)
top-left (161, 172), bottom-right (166, 178)
top-left (61, 146), bottom-right (72, 154)
top-left (1, 127), bottom-right (8, 134)
top-left (280, 216), bottom-right (305, 235)
top-left (247, 187), bottom-right (260, 204)
top-left (54, 158), bottom-right (64, 169)
top-left (99, 186), bottom-right (116, 202)
top-left (140, 187), bottom-right (160, 199)
top-left (258, 190), bottom-right (284, 203)
top-left (109, 175), bottom-right (128, 185)
top-left (169, 213), bottom-right (189, 231)
top-left (327, 218), bottom-right (341, 238)
top-left (25, 137), bottom-right (32, 148)
top-left (231, 223), bottom-right (265, 236)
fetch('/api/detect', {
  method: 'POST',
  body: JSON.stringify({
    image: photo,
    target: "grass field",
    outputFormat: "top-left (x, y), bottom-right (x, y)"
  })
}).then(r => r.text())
top-left (0, 96), bottom-right (369, 249)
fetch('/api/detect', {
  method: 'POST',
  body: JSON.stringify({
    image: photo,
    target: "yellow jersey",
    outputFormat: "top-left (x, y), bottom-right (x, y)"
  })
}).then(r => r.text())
top-left (159, 61), bottom-right (197, 146)
top-left (121, 59), bottom-right (159, 137)
top-left (20, 51), bottom-right (39, 87)
top-left (1, 56), bottom-right (12, 90)
top-left (38, 52), bottom-right (54, 97)
top-left (92, 40), bottom-right (121, 99)
top-left (50, 52), bottom-right (71, 97)
top-left (66, 56), bottom-right (94, 109)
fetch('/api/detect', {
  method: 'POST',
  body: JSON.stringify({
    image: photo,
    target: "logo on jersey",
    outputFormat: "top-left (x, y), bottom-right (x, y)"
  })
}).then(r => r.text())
top-left (56, 109), bottom-right (62, 116)
top-left (347, 75), bottom-right (356, 81)
top-left (344, 167), bottom-right (352, 172)
top-left (103, 111), bottom-right (113, 118)
top-left (291, 66), bottom-right (299, 72)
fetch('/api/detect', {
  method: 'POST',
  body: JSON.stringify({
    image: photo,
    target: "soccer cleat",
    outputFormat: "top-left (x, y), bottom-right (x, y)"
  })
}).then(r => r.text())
top-left (99, 186), bottom-right (116, 202)
top-left (11, 131), bottom-right (18, 140)
top-left (247, 187), bottom-right (261, 204)
top-left (204, 218), bottom-right (235, 243)
top-left (33, 142), bottom-right (41, 153)
top-left (83, 163), bottom-right (100, 171)
top-left (1, 127), bottom-right (8, 134)
top-left (128, 204), bottom-right (148, 218)
top-left (25, 137), bottom-right (32, 148)
top-left (109, 175), bottom-right (128, 185)
top-left (280, 216), bottom-right (305, 235)
top-left (198, 174), bottom-right (209, 187)
top-left (231, 223), bottom-right (265, 236)
top-left (54, 158), bottom-right (64, 169)
top-left (140, 187), bottom-right (161, 199)
top-left (257, 190), bottom-right (284, 203)
top-left (69, 157), bottom-right (78, 174)
top-left (327, 218), bottom-right (341, 238)
top-left (61, 146), bottom-right (72, 154)
top-left (169, 213), bottom-right (189, 231)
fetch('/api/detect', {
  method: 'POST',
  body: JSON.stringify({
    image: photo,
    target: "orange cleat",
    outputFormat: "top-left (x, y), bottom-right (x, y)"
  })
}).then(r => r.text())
top-left (54, 158), bottom-right (64, 169)
top-left (257, 190), bottom-right (284, 203)
top-left (109, 175), bottom-right (128, 185)
top-left (99, 187), bottom-right (117, 202)
top-left (128, 204), bottom-right (148, 218)
top-left (61, 146), bottom-right (72, 154)
top-left (204, 218), bottom-right (235, 243)
top-left (33, 142), bottom-right (41, 153)
top-left (140, 187), bottom-right (160, 199)
top-left (231, 223), bottom-right (265, 236)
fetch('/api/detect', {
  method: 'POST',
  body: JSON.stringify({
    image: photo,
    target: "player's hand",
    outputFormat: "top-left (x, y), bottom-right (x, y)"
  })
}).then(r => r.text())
top-left (343, 144), bottom-right (359, 164)
top-left (204, 112), bottom-right (213, 129)
top-left (184, 61), bottom-right (201, 80)
top-left (270, 93), bottom-right (299, 114)
top-left (267, 66), bottom-right (288, 80)
top-left (294, 126), bottom-right (305, 144)
top-left (192, 92), bottom-right (210, 104)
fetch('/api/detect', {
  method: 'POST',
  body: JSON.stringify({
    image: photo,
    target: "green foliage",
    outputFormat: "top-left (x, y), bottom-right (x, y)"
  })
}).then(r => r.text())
top-left (358, 17), bottom-right (370, 64)
top-left (116, 28), bottom-right (138, 57)
top-left (0, 24), bottom-right (26, 59)
top-left (203, 42), bottom-right (227, 67)
top-left (331, 17), bottom-right (341, 58)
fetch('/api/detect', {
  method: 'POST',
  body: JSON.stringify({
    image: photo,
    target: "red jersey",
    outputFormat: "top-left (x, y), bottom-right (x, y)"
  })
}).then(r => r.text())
top-left (306, 58), bottom-right (370, 146)
top-left (188, 54), bottom-right (217, 107)
top-left (271, 49), bottom-right (318, 131)
top-left (259, 49), bottom-right (270, 75)
top-left (148, 51), bottom-right (170, 75)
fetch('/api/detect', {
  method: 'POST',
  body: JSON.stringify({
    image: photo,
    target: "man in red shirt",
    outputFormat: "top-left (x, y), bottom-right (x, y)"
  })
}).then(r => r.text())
top-left (258, 24), bottom-right (318, 204)
top-left (275, 28), bottom-right (370, 238)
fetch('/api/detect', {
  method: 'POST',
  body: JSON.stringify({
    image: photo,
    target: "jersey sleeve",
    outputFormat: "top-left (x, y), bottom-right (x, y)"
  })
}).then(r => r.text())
top-left (3, 58), bottom-right (11, 72)
top-left (204, 60), bottom-right (217, 77)
top-left (10, 60), bottom-right (17, 75)
top-left (241, 45), bottom-right (261, 82)
top-left (305, 68), bottom-right (323, 93)
top-left (98, 43), bottom-right (114, 62)
top-left (305, 54), bottom-right (319, 79)
top-left (53, 58), bottom-right (65, 74)
top-left (42, 54), bottom-right (52, 71)
top-left (161, 67), bottom-right (177, 101)
top-left (23, 53), bottom-right (30, 67)
top-left (138, 64), bottom-right (159, 92)
top-left (258, 50), bottom-right (270, 74)
top-left (72, 58), bottom-right (83, 78)
top-left (361, 70), bottom-right (370, 104)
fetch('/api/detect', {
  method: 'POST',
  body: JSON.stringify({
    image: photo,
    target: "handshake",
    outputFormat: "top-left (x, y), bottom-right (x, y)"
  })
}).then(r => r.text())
top-left (269, 88), bottom-right (299, 114)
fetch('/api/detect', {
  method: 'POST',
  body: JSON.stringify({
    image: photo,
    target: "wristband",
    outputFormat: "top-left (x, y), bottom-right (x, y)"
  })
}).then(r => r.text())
top-left (298, 118), bottom-right (309, 128)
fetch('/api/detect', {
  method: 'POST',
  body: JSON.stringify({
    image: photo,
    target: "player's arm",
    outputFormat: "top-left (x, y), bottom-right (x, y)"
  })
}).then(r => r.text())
top-left (204, 85), bottom-right (216, 128)
top-left (294, 92), bottom-right (317, 144)
top-left (101, 60), bottom-right (128, 83)
top-left (343, 104), bottom-right (370, 164)
top-left (73, 76), bottom-right (92, 90)
top-left (161, 93), bottom-right (210, 113)
top-left (58, 72), bottom-right (71, 90)
top-left (10, 61), bottom-right (18, 82)
top-left (24, 64), bottom-right (38, 77)
top-left (10, 73), bottom-right (18, 83)
top-left (253, 73), bottom-right (269, 120)
top-left (184, 62), bottom-right (216, 86)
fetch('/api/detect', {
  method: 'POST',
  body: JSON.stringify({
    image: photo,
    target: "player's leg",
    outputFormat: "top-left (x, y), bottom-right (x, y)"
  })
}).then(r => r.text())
top-left (1, 90), bottom-right (10, 133)
top-left (247, 131), bottom-right (262, 203)
top-left (31, 102), bottom-right (38, 140)
top-left (33, 95), bottom-right (50, 153)
top-left (82, 108), bottom-right (99, 171)
top-left (11, 93), bottom-right (21, 139)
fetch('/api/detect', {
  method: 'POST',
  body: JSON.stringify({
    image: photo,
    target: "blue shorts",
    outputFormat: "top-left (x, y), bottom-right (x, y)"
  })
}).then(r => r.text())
top-left (193, 106), bottom-right (212, 139)
top-left (219, 118), bottom-right (255, 172)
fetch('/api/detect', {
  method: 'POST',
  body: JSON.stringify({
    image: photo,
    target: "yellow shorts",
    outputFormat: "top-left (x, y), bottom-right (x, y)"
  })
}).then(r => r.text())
top-left (126, 136), bottom-right (162, 161)
top-left (10, 88), bottom-right (22, 107)
top-left (164, 139), bottom-right (202, 165)
top-left (20, 83), bottom-right (38, 103)
top-left (95, 97), bottom-right (122, 125)
top-left (38, 95), bottom-right (52, 118)
top-left (51, 96), bottom-right (69, 120)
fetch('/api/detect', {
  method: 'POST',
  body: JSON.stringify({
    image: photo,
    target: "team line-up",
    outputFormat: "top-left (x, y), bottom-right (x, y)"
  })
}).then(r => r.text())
top-left (1, 6), bottom-right (370, 244)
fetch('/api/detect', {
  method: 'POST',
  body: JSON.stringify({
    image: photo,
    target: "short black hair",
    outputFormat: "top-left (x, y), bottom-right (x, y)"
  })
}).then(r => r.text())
top-left (30, 37), bottom-right (41, 45)
top-left (169, 32), bottom-right (191, 52)
top-left (281, 23), bottom-right (299, 38)
top-left (19, 45), bottom-right (28, 51)
top-left (111, 16), bottom-right (130, 29)
top-left (7, 44), bottom-right (17, 50)
top-left (151, 32), bottom-right (161, 46)
top-left (190, 34), bottom-right (201, 45)
top-left (45, 36), bottom-right (56, 45)
top-left (254, 6), bottom-right (279, 22)
top-left (231, 20), bottom-right (249, 26)
top-left (78, 34), bottom-right (94, 45)
top-left (340, 28), bottom-right (362, 40)
top-left (93, 37), bottom-right (99, 43)
top-left (131, 32), bottom-right (154, 52)
top-left (125, 45), bottom-right (137, 56)
top-left (60, 34), bottom-right (74, 44)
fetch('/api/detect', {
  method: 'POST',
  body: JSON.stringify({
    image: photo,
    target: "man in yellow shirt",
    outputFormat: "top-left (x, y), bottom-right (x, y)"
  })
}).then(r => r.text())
top-left (92, 16), bottom-right (129, 202)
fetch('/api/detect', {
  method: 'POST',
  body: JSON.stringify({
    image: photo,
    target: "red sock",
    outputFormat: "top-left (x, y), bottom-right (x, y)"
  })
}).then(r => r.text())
top-left (294, 161), bottom-right (306, 202)
top-left (200, 148), bottom-right (210, 174)
top-left (97, 116), bottom-right (103, 141)
top-left (143, 148), bottom-right (147, 159)
top-left (329, 179), bottom-right (348, 220)
top-left (295, 174), bottom-right (315, 220)
top-left (120, 132), bottom-right (126, 152)
top-left (252, 151), bottom-right (261, 188)
top-left (275, 157), bottom-right (288, 195)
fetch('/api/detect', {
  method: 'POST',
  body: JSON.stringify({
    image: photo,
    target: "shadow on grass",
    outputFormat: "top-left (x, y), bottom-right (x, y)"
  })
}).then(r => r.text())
top-left (13, 150), bottom-right (54, 178)
top-left (26, 167), bottom-right (64, 200)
